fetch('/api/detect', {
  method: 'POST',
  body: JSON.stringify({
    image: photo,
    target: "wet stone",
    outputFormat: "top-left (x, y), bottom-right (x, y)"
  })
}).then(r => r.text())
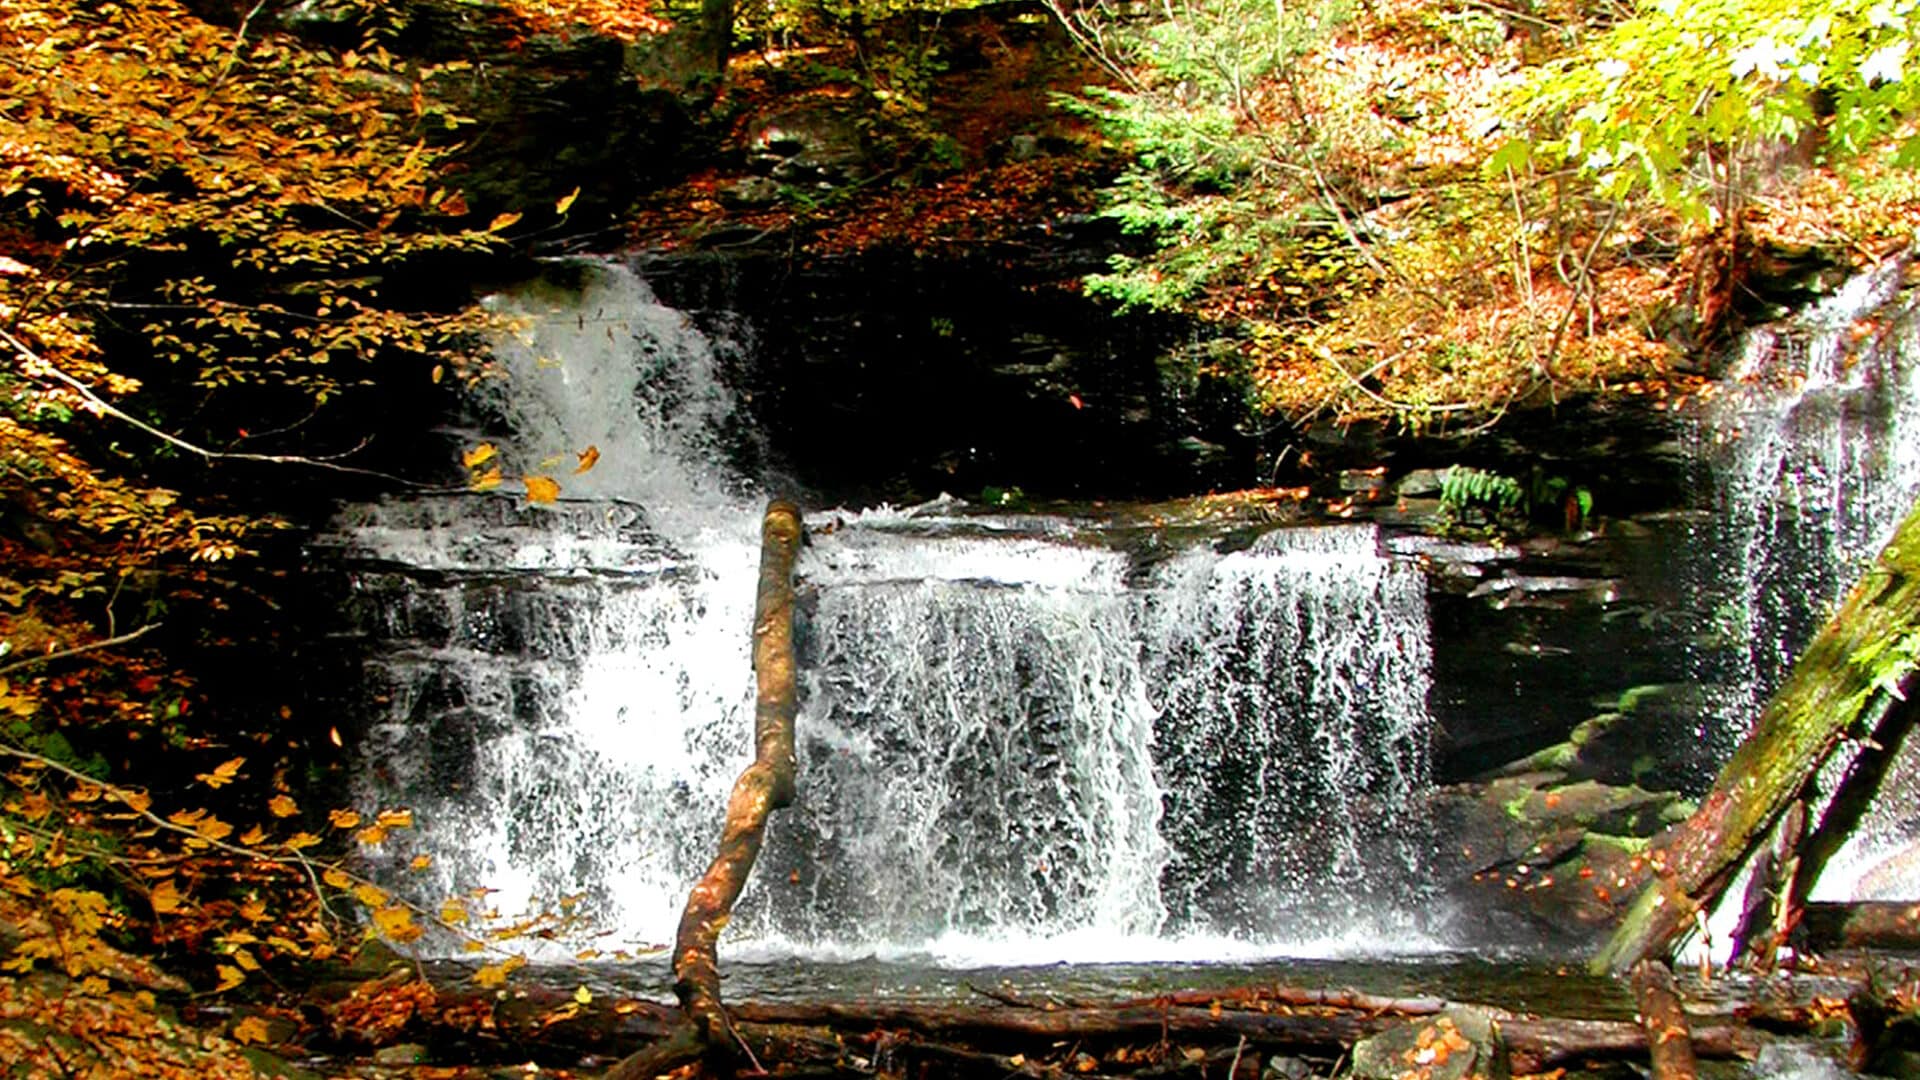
top-left (1351, 1009), bottom-right (1510, 1080)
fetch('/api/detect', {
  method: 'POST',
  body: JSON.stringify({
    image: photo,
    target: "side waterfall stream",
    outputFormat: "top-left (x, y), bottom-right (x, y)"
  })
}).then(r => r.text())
top-left (314, 256), bottom-right (1920, 975)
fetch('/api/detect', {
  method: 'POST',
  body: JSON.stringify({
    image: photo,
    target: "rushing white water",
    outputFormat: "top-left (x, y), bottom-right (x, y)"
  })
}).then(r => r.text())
top-left (1681, 250), bottom-right (1920, 959)
top-left (322, 261), bottom-right (1443, 962)
top-left (1694, 253), bottom-right (1920, 754)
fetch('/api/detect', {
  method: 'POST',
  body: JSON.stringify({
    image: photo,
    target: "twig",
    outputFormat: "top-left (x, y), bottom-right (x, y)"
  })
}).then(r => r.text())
top-left (1324, 350), bottom-right (1476, 415)
top-left (2, 327), bottom-right (425, 486)
top-left (0, 624), bottom-right (161, 678)
top-left (1456, 0), bottom-right (1566, 32)
top-left (1541, 201), bottom-right (1620, 376)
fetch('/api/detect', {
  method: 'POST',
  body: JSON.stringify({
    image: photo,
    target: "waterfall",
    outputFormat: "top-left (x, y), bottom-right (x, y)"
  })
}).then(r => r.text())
top-left (1688, 249), bottom-right (1920, 921)
top-left (1693, 255), bottom-right (1920, 748)
top-left (1140, 527), bottom-right (1433, 940)
top-left (319, 261), bottom-right (1443, 962)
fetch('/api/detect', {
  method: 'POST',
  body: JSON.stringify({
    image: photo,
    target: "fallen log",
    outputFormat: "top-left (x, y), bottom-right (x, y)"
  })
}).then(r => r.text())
top-left (315, 978), bottom-right (1779, 1075)
top-left (1592, 496), bottom-right (1920, 974)
top-left (1106, 985), bottom-right (1449, 1015)
top-left (604, 499), bottom-right (804, 1080)
top-left (726, 999), bottom-right (1762, 1074)
top-left (1800, 901), bottom-right (1920, 951)
top-left (1630, 960), bottom-right (1699, 1080)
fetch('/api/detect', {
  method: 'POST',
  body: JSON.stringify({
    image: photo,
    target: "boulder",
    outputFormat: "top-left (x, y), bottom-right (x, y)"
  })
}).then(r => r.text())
top-left (747, 104), bottom-right (871, 187)
top-left (1351, 1008), bottom-right (1510, 1080)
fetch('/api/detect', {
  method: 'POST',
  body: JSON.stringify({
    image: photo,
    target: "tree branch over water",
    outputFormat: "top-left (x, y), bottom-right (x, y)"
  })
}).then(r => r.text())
top-left (606, 498), bottom-right (804, 1080)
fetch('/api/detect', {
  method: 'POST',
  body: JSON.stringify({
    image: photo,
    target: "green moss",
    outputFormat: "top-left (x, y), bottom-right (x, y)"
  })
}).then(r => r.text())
top-left (1659, 799), bottom-right (1697, 824)
top-left (1583, 833), bottom-right (1650, 854)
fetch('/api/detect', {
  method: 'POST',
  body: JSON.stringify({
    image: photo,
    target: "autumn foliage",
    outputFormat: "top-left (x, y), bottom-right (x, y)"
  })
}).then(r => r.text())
top-left (0, 0), bottom-right (681, 1072)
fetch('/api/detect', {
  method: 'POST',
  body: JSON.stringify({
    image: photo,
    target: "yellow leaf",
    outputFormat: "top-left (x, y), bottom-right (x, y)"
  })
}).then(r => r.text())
top-left (574, 984), bottom-right (593, 1004)
top-left (440, 898), bottom-right (469, 925)
top-left (376, 808), bottom-right (414, 829)
top-left (471, 466), bottom-right (503, 492)
top-left (374, 905), bottom-right (421, 943)
top-left (555, 186), bottom-right (580, 215)
top-left (353, 882), bottom-right (389, 907)
top-left (284, 831), bottom-right (321, 851)
top-left (195, 756), bottom-right (245, 789)
top-left (356, 824), bottom-right (388, 846)
top-left (268, 794), bottom-right (298, 818)
top-left (328, 808), bottom-right (361, 829)
top-left (215, 964), bottom-right (246, 992)
top-left (150, 879), bottom-right (182, 913)
top-left (409, 854), bottom-right (433, 872)
top-left (322, 867), bottom-right (352, 889)
top-left (487, 211), bottom-right (523, 233)
top-left (232, 1016), bottom-right (271, 1045)
top-left (473, 956), bottom-right (524, 987)
top-left (574, 445), bottom-right (600, 474)
top-left (231, 948), bottom-right (260, 972)
top-left (524, 475), bottom-right (560, 504)
top-left (431, 364), bottom-right (445, 384)
top-left (239, 824), bottom-right (267, 846)
top-left (461, 443), bottom-right (496, 468)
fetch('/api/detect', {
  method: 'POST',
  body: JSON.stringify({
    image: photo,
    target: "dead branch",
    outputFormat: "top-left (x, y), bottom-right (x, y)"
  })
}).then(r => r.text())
top-left (605, 498), bottom-right (804, 1079)
top-left (1631, 960), bottom-right (1700, 1080)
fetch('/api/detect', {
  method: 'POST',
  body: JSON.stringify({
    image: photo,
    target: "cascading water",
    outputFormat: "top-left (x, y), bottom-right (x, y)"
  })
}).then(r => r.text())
top-left (1688, 249), bottom-right (1920, 908)
top-left (1140, 527), bottom-right (1432, 941)
top-left (318, 260), bottom-right (1443, 963)
top-left (1693, 255), bottom-right (1920, 740)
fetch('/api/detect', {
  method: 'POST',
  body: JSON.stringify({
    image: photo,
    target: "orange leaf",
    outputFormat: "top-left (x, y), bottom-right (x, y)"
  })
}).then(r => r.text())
top-left (150, 879), bottom-right (182, 914)
top-left (268, 794), bottom-right (298, 818)
top-left (329, 808), bottom-right (361, 829)
top-left (232, 1016), bottom-right (270, 1045)
top-left (574, 445), bottom-right (600, 474)
top-left (524, 475), bottom-right (560, 504)
top-left (461, 443), bottom-right (496, 468)
top-left (555, 186), bottom-right (580, 215)
top-left (195, 756), bottom-right (245, 789)
top-left (487, 211), bottom-right (523, 233)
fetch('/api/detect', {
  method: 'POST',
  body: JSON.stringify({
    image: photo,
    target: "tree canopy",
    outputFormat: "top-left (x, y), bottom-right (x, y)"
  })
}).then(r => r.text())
top-left (1051, 0), bottom-right (1920, 427)
top-left (0, 0), bottom-right (678, 1071)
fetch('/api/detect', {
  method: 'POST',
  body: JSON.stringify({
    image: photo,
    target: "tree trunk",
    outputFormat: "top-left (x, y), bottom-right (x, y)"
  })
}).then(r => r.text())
top-left (700, 0), bottom-right (734, 77)
top-left (1592, 496), bottom-right (1920, 974)
top-left (605, 498), bottom-right (804, 1080)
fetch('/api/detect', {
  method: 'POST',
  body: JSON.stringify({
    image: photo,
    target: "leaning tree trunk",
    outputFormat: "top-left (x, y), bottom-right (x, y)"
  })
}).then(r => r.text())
top-left (605, 499), bottom-right (804, 1079)
top-left (1592, 495), bottom-right (1920, 974)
